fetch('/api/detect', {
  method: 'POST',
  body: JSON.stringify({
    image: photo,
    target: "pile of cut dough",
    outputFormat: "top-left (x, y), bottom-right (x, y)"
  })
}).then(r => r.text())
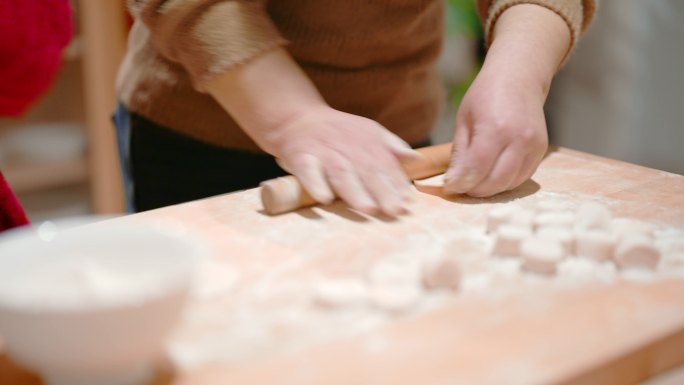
top-left (489, 201), bottom-right (661, 274)
top-left (310, 199), bottom-right (670, 313)
top-left (312, 254), bottom-right (461, 314)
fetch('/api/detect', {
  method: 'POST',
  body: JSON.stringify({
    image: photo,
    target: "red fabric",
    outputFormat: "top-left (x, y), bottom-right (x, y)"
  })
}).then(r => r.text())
top-left (0, 0), bottom-right (73, 230)
top-left (0, 0), bottom-right (73, 116)
top-left (0, 171), bottom-right (29, 232)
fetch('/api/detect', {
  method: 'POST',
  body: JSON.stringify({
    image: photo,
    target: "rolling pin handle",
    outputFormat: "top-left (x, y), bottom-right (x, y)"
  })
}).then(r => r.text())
top-left (260, 176), bottom-right (317, 215)
top-left (260, 143), bottom-right (453, 215)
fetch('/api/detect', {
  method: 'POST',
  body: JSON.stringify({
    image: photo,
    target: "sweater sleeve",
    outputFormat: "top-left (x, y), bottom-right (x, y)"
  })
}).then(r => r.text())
top-left (476, 0), bottom-right (597, 66)
top-left (128, 0), bottom-right (287, 91)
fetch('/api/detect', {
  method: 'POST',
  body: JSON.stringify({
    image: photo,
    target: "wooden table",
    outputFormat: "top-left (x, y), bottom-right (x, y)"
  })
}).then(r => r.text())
top-left (2, 147), bottom-right (684, 385)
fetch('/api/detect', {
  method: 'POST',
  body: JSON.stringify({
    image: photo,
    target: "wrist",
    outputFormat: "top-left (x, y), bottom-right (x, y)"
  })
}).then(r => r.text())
top-left (204, 48), bottom-right (331, 154)
top-left (478, 46), bottom-right (553, 104)
top-left (259, 103), bottom-right (332, 154)
top-left (484, 3), bottom-right (571, 98)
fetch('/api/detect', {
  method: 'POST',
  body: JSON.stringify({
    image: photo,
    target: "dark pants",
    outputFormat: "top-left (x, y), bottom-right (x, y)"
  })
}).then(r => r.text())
top-left (113, 104), bottom-right (287, 212)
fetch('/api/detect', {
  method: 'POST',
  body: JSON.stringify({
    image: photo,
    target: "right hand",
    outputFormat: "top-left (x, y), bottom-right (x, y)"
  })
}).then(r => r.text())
top-left (266, 106), bottom-right (418, 215)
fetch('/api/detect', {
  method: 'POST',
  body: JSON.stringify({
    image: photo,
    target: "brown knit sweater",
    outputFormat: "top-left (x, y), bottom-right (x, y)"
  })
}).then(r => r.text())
top-left (117, 0), bottom-right (595, 152)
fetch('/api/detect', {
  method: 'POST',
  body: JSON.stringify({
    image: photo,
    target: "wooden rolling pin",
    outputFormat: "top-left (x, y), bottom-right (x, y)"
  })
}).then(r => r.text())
top-left (260, 143), bottom-right (452, 215)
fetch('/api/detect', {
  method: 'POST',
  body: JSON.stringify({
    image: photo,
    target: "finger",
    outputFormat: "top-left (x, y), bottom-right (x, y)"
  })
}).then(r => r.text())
top-left (388, 169), bottom-right (414, 201)
top-left (360, 171), bottom-right (406, 215)
top-left (444, 127), bottom-right (504, 195)
top-left (287, 154), bottom-right (335, 204)
top-left (381, 130), bottom-right (422, 160)
top-left (354, 145), bottom-right (412, 215)
top-left (381, 152), bottom-right (413, 201)
top-left (443, 122), bottom-right (470, 189)
top-left (357, 152), bottom-right (410, 215)
top-left (506, 152), bottom-right (539, 192)
top-left (467, 145), bottom-right (523, 197)
top-left (324, 155), bottom-right (377, 214)
top-left (275, 157), bottom-right (293, 174)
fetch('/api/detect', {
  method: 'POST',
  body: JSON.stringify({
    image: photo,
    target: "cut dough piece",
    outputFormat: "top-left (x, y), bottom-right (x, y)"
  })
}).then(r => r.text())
top-left (536, 227), bottom-right (574, 256)
top-left (312, 278), bottom-right (369, 308)
top-left (520, 237), bottom-right (565, 275)
top-left (534, 211), bottom-right (576, 230)
top-left (486, 204), bottom-right (523, 233)
top-left (492, 225), bottom-right (533, 257)
top-left (422, 257), bottom-right (460, 291)
top-left (508, 208), bottom-right (536, 231)
top-left (371, 284), bottom-right (422, 313)
top-left (575, 202), bottom-right (612, 231)
top-left (367, 260), bottom-right (421, 286)
top-left (611, 218), bottom-right (654, 240)
top-left (575, 230), bottom-right (617, 261)
top-left (413, 174), bottom-right (445, 196)
top-left (191, 259), bottom-right (239, 300)
top-left (413, 174), bottom-right (445, 188)
top-left (534, 200), bottom-right (568, 213)
top-left (614, 237), bottom-right (661, 270)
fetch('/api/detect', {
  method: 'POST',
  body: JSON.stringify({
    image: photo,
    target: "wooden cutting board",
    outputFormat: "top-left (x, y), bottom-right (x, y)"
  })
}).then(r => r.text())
top-left (2, 147), bottom-right (684, 385)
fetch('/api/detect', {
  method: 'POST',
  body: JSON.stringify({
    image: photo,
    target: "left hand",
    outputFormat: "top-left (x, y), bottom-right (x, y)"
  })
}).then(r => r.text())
top-left (443, 3), bottom-right (572, 197)
top-left (443, 63), bottom-right (548, 197)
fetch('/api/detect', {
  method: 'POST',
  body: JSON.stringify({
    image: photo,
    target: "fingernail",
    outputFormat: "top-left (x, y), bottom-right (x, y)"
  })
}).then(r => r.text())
top-left (446, 166), bottom-right (479, 194)
top-left (357, 198), bottom-right (378, 214)
top-left (443, 172), bottom-right (463, 194)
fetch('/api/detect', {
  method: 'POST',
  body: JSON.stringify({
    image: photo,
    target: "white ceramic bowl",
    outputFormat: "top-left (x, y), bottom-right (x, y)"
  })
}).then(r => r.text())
top-left (0, 218), bottom-right (202, 385)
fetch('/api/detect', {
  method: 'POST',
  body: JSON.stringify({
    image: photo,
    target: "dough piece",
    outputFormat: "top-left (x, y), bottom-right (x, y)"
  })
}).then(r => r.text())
top-left (520, 237), bottom-right (565, 275)
top-left (492, 225), bottom-right (533, 257)
top-left (367, 260), bottom-right (421, 287)
top-left (536, 227), bottom-right (574, 256)
top-left (413, 174), bottom-right (445, 188)
top-left (486, 204), bottom-right (522, 233)
top-left (575, 202), bottom-right (612, 231)
top-left (534, 200), bottom-right (567, 213)
top-left (533, 211), bottom-right (576, 230)
top-left (422, 257), bottom-right (460, 291)
top-left (191, 259), bottom-right (239, 300)
top-left (312, 278), bottom-right (369, 308)
top-left (611, 218), bottom-right (654, 240)
top-left (614, 237), bottom-right (661, 270)
top-left (371, 284), bottom-right (422, 313)
top-left (666, 240), bottom-right (684, 253)
top-left (575, 230), bottom-right (618, 261)
top-left (508, 208), bottom-right (536, 231)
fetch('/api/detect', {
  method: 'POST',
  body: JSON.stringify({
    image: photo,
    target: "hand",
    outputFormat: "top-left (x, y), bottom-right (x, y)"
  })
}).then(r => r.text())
top-left (270, 106), bottom-right (417, 215)
top-left (443, 3), bottom-right (571, 197)
top-left (443, 64), bottom-right (548, 197)
top-left (206, 49), bottom-right (418, 215)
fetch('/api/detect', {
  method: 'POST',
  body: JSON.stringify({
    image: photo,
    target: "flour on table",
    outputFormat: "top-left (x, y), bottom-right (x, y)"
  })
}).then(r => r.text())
top-left (370, 284), bottom-right (422, 313)
top-left (191, 258), bottom-right (239, 300)
top-left (167, 187), bottom-right (684, 371)
top-left (312, 278), bottom-right (369, 308)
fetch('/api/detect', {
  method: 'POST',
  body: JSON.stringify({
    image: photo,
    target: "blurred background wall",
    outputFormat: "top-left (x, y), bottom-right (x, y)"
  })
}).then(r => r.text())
top-left (0, 0), bottom-right (125, 222)
top-left (547, 0), bottom-right (684, 175)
